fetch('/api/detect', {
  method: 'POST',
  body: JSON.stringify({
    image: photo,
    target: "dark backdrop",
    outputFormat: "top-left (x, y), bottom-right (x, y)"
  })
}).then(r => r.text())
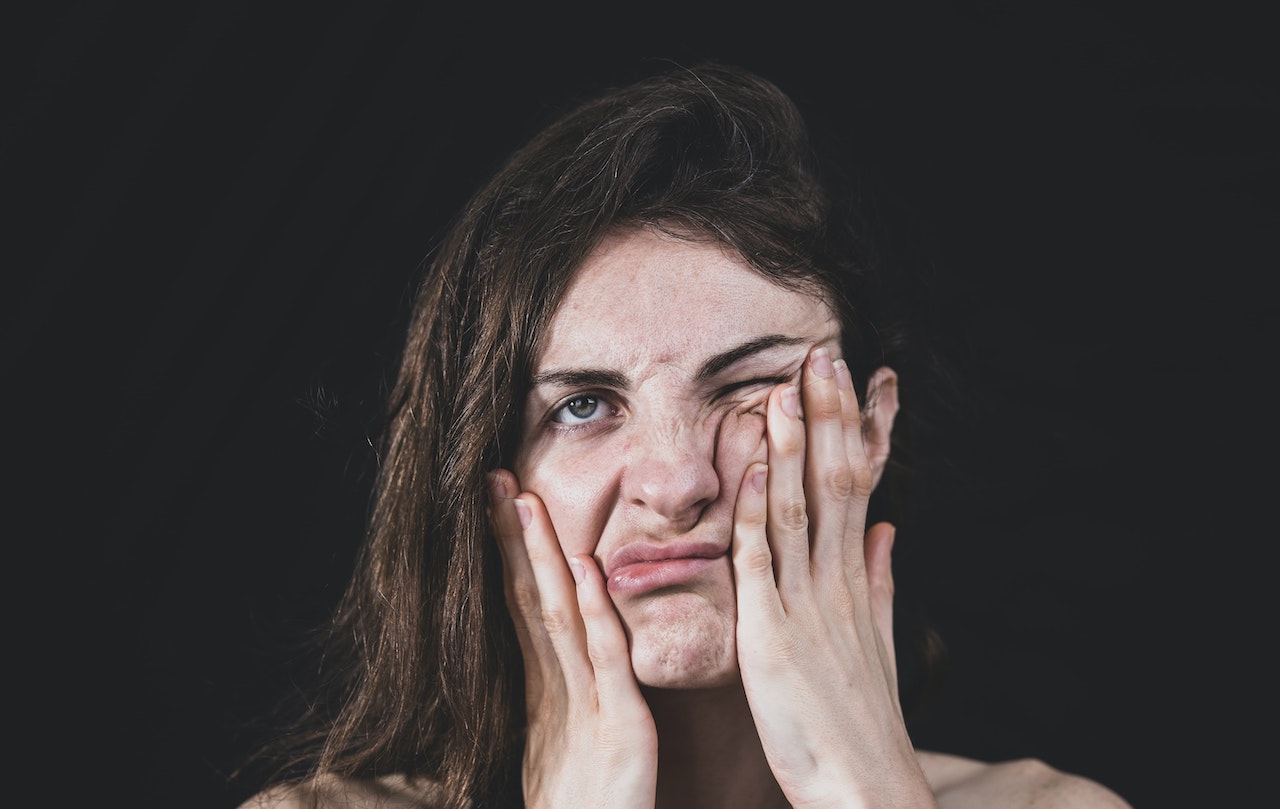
top-left (9, 2), bottom-right (1276, 807)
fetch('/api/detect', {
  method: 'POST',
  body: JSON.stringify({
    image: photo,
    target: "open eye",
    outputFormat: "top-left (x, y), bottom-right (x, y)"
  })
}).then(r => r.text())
top-left (552, 394), bottom-right (608, 425)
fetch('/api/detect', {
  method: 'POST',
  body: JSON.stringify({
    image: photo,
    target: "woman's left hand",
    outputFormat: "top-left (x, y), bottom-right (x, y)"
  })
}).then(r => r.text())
top-left (731, 347), bottom-right (938, 809)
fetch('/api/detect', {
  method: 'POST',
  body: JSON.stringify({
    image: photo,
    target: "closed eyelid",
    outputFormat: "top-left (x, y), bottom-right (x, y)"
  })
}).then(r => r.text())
top-left (713, 373), bottom-right (794, 400)
top-left (693, 335), bottom-right (808, 383)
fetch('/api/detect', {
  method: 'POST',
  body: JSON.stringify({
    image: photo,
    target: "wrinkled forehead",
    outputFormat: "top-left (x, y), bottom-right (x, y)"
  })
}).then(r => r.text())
top-left (535, 228), bottom-right (840, 374)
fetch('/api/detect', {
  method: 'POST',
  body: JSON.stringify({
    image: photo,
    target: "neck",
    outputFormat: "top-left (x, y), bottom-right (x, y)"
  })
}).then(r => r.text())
top-left (642, 683), bottom-right (789, 809)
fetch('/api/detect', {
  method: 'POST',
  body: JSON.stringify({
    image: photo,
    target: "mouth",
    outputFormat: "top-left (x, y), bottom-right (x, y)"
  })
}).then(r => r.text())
top-left (605, 540), bottom-right (729, 597)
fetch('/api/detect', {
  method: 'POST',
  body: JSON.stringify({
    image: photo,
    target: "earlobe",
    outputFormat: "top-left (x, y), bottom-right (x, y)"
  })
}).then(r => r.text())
top-left (862, 366), bottom-right (900, 489)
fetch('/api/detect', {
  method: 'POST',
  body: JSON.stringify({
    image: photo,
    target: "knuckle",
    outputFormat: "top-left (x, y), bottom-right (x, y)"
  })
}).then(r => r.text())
top-left (847, 561), bottom-right (869, 589)
top-left (586, 643), bottom-right (613, 670)
top-left (778, 499), bottom-right (809, 532)
top-left (879, 574), bottom-right (896, 601)
top-left (507, 583), bottom-right (541, 619)
top-left (849, 460), bottom-right (874, 497)
top-left (576, 589), bottom-right (605, 621)
top-left (842, 399), bottom-right (863, 426)
top-left (539, 606), bottom-right (572, 637)
top-left (869, 565), bottom-right (895, 601)
top-left (741, 547), bottom-right (775, 577)
top-left (523, 538), bottom-right (552, 565)
top-left (740, 501), bottom-right (768, 527)
top-left (824, 464), bottom-right (855, 499)
top-left (775, 429), bottom-right (804, 456)
top-left (810, 384), bottom-right (843, 418)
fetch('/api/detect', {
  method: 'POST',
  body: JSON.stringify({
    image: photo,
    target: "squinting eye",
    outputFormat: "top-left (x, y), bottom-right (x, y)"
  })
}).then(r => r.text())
top-left (719, 376), bottom-right (793, 403)
top-left (552, 395), bottom-right (604, 425)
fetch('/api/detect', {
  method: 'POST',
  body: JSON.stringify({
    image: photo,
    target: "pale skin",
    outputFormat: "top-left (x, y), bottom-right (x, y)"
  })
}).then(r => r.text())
top-left (241, 229), bottom-right (1134, 808)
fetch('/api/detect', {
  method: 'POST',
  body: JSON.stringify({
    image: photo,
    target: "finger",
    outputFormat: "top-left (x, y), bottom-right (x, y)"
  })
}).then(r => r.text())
top-left (512, 490), bottom-right (595, 693)
top-left (832, 357), bottom-right (876, 577)
top-left (764, 382), bottom-right (812, 598)
top-left (832, 358), bottom-right (868, 477)
top-left (571, 553), bottom-right (648, 718)
top-left (732, 463), bottom-right (785, 625)
top-left (488, 469), bottom-right (556, 689)
top-left (863, 521), bottom-right (899, 688)
top-left (802, 347), bottom-right (859, 575)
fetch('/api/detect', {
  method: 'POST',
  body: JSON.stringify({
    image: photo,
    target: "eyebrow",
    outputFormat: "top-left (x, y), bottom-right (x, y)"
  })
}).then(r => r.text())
top-left (530, 368), bottom-right (630, 389)
top-left (694, 334), bottom-right (807, 383)
top-left (530, 334), bottom-right (806, 390)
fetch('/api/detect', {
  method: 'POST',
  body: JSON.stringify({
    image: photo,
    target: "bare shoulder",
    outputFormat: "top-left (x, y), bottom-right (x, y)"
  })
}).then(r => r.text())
top-left (917, 750), bottom-right (1133, 809)
top-left (236, 773), bottom-right (449, 809)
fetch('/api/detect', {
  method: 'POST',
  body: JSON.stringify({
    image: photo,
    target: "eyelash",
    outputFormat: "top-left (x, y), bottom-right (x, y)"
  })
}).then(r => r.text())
top-left (715, 375), bottom-right (792, 399)
top-left (548, 392), bottom-right (620, 431)
top-left (545, 376), bottom-right (792, 434)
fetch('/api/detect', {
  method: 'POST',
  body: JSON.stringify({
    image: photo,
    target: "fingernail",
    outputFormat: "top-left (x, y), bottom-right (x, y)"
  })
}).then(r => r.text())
top-left (781, 385), bottom-right (799, 418)
top-left (487, 471), bottom-right (508, 500)
top-left (569, 557), bottom-right (585, 585)
top-left (811, 347), bottom-right (834, 378)
top-left (513, 498), bottom-right (532, 529)
top-left (750, 464), bottom-right (768, 493)
top-left (833, 358), bottom-right (854, 391)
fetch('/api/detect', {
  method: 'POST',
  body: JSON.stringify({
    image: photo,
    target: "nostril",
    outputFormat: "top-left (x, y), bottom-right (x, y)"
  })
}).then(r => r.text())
top-left (626, 445), bottom-right (721, 524)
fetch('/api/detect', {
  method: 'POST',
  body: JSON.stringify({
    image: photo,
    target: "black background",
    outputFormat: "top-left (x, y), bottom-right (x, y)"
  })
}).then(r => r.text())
top-left (9, 2), bottom-right (1276, 807)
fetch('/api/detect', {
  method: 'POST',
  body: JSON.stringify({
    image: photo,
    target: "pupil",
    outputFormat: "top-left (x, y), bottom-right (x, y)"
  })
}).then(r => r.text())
top-left (567, 396), bottom-right (597, 419)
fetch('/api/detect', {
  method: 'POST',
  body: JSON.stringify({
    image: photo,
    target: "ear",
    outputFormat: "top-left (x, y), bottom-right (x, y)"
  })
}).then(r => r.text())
top-left (861, 366), bottom-right (899, 490)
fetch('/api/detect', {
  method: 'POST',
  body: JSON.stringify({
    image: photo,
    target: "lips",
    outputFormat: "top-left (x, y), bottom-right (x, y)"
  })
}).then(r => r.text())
top-left (605, 539), bottom-right (729, 596)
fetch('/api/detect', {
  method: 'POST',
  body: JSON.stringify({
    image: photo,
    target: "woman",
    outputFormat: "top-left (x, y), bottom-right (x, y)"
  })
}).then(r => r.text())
top-left (238, 62), bottom-right (1132, 808)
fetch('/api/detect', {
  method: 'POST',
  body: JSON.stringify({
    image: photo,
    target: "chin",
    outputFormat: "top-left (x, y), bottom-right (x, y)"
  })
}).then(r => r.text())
top-left (625, 594), bottom-right (739, 688)
top-left (635, 663), bottom-right (741, 690)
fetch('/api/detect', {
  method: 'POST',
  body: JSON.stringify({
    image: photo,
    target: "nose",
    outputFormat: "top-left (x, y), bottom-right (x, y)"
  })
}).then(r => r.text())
top-left (621, 420), bottom-right (720, 530)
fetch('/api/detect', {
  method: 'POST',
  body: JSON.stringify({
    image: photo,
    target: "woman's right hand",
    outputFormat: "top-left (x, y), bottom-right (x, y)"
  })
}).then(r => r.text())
top-left (488, 468), bottom-right (658, 809)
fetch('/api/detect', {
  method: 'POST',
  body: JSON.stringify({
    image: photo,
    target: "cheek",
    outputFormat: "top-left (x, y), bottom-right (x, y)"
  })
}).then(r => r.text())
top-left (517, 444), bottom-right (617, 557)
top-left (714, 405), bottom-right (768, 490)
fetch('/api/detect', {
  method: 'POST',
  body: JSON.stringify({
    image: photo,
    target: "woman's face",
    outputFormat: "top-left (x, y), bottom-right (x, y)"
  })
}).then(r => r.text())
top-left (513, 228), bottom-right (841, 689)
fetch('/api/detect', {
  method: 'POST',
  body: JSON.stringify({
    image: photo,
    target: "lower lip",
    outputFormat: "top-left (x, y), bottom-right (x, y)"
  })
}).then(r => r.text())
top-left (607, 555), bottom-right (723, 596)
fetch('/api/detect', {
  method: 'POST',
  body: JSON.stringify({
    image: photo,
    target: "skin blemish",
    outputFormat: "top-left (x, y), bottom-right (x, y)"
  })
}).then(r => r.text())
top-left (512, 229), bottom-right (845, 688)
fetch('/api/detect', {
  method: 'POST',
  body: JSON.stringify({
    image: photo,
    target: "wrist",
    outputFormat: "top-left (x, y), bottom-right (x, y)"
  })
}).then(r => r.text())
top-left (786, 766), bottom-right (939, 809)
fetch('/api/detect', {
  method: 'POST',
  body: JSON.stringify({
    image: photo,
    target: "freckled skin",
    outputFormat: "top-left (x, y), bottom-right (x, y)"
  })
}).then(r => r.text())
top-left (514, 228), bottom-right (841, 688)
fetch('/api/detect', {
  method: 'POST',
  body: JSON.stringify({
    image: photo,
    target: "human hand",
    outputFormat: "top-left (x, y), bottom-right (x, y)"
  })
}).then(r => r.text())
top-left (731, 348), bottom-right (937, 808)
top-left (488, 469), bottom-right (658, 809)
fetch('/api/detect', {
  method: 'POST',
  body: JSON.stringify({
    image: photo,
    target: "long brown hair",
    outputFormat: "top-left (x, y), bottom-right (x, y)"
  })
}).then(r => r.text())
top-left (251, 61), bottom-right (905, 809)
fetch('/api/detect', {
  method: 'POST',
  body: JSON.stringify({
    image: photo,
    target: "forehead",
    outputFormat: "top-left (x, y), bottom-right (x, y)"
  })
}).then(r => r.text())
top-left (537, 229), bottom-right (838, 372)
